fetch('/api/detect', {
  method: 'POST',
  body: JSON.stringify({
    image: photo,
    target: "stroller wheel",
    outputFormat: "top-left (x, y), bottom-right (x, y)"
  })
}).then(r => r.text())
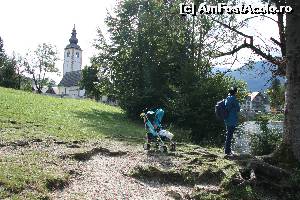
top-left (170, 143), bottom-right (176, 151)
top-left (159, 145), bottom-right (168, 153)
top-left (143, 143), bottom-right (150, 150)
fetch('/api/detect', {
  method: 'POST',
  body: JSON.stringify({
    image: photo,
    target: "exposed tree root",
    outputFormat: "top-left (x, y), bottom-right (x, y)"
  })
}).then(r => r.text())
top-left (62, 147), bottom-right (127, 161)
top-left (130, 165), bottom-right (225, 185)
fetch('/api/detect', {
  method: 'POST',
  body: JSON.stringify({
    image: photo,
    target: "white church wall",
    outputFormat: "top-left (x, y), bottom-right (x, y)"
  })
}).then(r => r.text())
top-left (58, 86), bottom-right (85, 98)
top-left (58, 86), bottom-right (65, 95)
top-left (73, 49), bottom-right (82, 71)
top-left (68, 86), bottom-right (78, 97)
top-left (63, 48), bottom-right (82, 75)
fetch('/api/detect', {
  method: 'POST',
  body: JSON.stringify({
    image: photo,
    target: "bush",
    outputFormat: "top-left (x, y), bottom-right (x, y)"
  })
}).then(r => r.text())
top-left (250, 116), bottom-right (282, 156)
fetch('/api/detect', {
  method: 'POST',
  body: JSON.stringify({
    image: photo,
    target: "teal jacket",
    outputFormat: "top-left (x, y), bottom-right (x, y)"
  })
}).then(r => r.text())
top-left (224, 95), bottom-right (240, 127)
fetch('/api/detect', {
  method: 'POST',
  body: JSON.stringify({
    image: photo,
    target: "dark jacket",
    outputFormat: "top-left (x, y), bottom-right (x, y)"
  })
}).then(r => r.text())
top-left (224, 95), bottom-right (240, 126)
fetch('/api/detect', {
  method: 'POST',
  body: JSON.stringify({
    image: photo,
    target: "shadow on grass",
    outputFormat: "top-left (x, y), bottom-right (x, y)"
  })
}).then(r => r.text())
top-left (72, 109), bottom-right (145, 142)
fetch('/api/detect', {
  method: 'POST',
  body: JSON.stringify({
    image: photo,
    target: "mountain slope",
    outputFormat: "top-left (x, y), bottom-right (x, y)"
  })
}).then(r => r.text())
top-left (214, 61), bottom-right (285, 92)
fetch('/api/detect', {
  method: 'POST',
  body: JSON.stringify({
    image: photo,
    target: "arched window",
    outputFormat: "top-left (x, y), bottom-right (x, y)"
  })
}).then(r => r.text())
top-left (76, 52), bottom-right (80, 58)
top-left (67, 51), bottom-right (70, 57)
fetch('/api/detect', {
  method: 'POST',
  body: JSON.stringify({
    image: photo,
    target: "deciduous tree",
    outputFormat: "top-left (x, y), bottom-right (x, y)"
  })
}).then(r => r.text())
top-left (212, 0), bottom-right (300, 163)
top-left (277, 0), bottom-right (300, 163)
top-left (93, 0), bottom-right (247, 144)
top-left (24, 43), bottom-right (59, 93)
top-left (80, 65), bottom-right (101, 100)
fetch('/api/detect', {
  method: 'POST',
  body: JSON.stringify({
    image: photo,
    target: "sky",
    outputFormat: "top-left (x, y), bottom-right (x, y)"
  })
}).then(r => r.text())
top-left (0, 0), bottom-right (116, 83)
top-left (0, 0), bottom-right (279, 83)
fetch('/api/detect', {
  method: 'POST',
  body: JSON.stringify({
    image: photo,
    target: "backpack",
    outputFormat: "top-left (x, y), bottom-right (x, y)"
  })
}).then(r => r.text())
top-left (215, 99), bottom-right (228, 120)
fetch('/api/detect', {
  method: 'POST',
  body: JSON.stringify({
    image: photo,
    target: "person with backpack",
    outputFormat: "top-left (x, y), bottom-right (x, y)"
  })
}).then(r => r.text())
top-left (224, 87), bottom-right (240, 156)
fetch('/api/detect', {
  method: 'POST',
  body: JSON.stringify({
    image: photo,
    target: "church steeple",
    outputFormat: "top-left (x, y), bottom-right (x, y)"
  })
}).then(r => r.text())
top-left (63, 25), bottom-right (82, 75)
top-left (65, 25), bottom-right (81, 50)
top-left (69, 24), bottom-right (78, 45)
top-left (58, 24), bottom-right (85, 98)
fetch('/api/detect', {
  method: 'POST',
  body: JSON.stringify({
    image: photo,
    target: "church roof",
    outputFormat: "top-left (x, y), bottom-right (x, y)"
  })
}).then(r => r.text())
top-left (65, 25), bottom-right (82, 50)
top-left (59, 70), bottom-right (82, 87)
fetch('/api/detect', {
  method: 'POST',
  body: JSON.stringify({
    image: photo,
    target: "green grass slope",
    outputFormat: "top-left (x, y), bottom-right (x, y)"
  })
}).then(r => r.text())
top-left (0, 87), bottom-right (144, 142)
top-left (0, 87), bottom-right (298, 200)
top-left (0, 87), bottom-right (145, 199)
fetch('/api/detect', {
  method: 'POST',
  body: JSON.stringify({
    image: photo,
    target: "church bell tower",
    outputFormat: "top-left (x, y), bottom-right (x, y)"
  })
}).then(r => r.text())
top-left (63, 25), bottom-right (82, 75)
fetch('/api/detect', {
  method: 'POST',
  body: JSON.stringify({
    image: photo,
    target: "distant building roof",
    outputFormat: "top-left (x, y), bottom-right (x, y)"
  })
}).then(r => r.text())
top-left (45, 87), bottom-right (59, 94)
top-left (46, 87), bottom-right (56, 94)
top-left (59, 70), bottom-right (82, 87)
top-left (250, 92), bottom-right (260, 101)
top-left (52, 87), bottom-right (59, 94)
top-left (32, 85), bottom-right (48, 93)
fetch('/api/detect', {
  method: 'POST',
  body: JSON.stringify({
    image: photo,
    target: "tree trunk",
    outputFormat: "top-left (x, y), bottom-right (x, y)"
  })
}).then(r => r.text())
top-left (278, 0), bottom-right (300, 163)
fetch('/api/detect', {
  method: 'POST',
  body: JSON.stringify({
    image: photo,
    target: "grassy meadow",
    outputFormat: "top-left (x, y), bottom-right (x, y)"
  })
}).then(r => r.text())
top-left (0, 87), bottom-right (145, 142)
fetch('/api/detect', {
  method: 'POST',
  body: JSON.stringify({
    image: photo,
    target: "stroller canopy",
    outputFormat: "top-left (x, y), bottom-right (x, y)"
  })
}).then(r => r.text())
top-left (145, 108), bottom-right (164, 136)
top-left (147, 108), bottom-right (164, 128)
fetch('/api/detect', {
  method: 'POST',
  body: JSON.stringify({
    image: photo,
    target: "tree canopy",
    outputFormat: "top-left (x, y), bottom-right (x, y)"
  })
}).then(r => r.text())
top-left (24, 43), bottom-right (59, 93)
top-left (92, 0), bottom-right (247, 144)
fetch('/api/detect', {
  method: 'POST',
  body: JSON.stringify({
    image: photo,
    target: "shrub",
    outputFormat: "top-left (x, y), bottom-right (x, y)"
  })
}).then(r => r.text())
top-left (250, 116), bottom-right (282, 156)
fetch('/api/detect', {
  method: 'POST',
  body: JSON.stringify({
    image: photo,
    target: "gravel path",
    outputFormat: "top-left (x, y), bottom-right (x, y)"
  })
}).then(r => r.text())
top-left (51, 142), bottom-right (191, 200)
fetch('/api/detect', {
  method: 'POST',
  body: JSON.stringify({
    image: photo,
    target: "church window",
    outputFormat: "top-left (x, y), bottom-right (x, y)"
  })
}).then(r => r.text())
top-left (76, 52), bottom-right (80, 58)
top-left (67, 51), bottom-right (70, 57)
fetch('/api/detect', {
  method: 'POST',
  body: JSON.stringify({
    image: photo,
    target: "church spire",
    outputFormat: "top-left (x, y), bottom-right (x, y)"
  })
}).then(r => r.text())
top-left (65, 25), bottom-right (81, 50)
top-left (69, 24), bottom-right (78, 45)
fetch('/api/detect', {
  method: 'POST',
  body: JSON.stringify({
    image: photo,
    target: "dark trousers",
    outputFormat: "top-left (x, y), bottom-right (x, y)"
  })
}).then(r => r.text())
top-left (225, 125), bottom-right (236, 154)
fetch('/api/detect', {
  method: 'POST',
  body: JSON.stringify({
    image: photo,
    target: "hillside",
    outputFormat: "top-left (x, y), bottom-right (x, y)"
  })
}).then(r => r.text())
top-left (0, 87), bottom-right (144, 142)
top-left (214, 61), bottom-right (285, 92)
top-left (0, 87), bottom-right (298, 200)
top-left (0, 87), bottom-right (144, 199)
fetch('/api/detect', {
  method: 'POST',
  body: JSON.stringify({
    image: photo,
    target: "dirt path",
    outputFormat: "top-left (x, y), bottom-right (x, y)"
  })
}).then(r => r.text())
top-left (51, 142), bottom-right (192, 200)
top-left (1, 138), bottom-right (294, 200)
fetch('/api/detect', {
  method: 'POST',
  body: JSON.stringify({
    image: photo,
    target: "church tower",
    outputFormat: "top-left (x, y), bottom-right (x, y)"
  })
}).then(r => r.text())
top-left (58, 25), bottom-right (85, 98)
top-left (63, 25), bottom-right (82, 75)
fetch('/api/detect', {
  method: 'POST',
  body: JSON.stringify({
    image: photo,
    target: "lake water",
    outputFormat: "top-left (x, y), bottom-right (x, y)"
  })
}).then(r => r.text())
top-left (232, 121), bottom-right (284, 154)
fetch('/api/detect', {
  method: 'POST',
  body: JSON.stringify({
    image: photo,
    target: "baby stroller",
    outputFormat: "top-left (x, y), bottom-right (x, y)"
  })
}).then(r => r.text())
top-left (140, 108), bottom-right (176, 152)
